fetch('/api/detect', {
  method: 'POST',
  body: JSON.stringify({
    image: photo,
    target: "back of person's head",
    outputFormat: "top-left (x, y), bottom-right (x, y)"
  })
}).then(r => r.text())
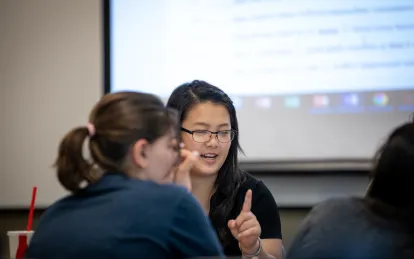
top-left (55, 91), bottom-right (180, 193)
top-left (166, 80), bottom-right (245, 245)
top-left (368, 116), bottom-right (414, 211)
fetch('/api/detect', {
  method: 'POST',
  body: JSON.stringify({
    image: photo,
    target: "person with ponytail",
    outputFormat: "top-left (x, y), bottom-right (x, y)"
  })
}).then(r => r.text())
top-left (26, 91), bottom-right (224, 259)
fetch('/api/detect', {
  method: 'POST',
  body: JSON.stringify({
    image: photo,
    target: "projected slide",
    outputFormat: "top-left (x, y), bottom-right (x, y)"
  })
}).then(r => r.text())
top-left (107, 0), bottom-right (414, 163)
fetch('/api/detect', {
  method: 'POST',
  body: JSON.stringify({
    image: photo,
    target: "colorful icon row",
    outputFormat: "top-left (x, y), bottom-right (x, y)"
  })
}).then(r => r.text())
top-left (227, 92), bottom-right (409, 110)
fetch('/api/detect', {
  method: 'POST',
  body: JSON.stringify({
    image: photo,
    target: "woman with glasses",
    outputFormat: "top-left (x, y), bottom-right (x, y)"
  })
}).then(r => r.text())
top-left (166, 80), bottom-right (283, 258)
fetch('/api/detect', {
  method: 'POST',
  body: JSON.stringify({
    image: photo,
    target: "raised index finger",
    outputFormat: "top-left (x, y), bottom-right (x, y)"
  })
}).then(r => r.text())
top-left (242, 189), bottom-right (252, 212)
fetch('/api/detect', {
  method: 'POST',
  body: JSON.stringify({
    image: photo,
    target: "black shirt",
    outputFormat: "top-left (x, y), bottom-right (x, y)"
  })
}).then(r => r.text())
top-left (26, 173), bottom-right (224, 259)
top-left (287, 197), bottom-right (414, 259)
top-left (210, 173), bottom-right (283, 256)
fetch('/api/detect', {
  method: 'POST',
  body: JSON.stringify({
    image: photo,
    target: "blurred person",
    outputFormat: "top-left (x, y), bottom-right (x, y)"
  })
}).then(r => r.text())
top-left (26, 91), bottom-right (224, 259)
top-left (287, 118), bottom-right (414, 259)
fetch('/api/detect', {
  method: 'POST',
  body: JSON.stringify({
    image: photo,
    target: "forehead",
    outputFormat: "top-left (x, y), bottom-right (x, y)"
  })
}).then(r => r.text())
top-left (183, 102), bottom-right (230, 127)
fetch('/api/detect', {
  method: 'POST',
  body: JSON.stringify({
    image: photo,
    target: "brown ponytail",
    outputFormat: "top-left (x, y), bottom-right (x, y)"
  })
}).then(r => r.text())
top-left (54, 126), bottom-right (93, 192)
top-left (53, 91), bottom-right (180, 193)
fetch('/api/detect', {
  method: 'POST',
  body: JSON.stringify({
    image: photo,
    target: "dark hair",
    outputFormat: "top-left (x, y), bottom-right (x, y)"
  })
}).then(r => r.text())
top-left (55, 91), bottom-right (178, 193)
top-left (166, 80), bottom-right (246, 246)
top-left (367, 115), bottom-right (414, 212)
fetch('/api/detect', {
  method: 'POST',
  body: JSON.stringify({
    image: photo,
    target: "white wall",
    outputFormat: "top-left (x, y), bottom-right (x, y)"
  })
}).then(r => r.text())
top-left (0, 0), bottom-right (102, 208)
top-left (0, 0), bottom-right (369, 208)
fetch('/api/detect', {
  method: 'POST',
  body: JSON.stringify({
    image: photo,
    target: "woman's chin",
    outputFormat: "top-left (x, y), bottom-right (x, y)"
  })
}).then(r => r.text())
top-left (192, 161), bottom-right (220, 177)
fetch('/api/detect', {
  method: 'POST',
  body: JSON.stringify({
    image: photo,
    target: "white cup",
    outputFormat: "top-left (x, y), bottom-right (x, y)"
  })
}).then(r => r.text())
top-left (7, 230), bottom-right (34, 259)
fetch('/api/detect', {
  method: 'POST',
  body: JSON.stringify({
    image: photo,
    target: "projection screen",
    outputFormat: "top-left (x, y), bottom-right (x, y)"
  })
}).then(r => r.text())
top-left (104, 0), bottom-right (414, 170)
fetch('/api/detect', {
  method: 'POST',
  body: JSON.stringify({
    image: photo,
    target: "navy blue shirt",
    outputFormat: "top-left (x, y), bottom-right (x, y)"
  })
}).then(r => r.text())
top-left (26, 173), bottom-right (224, 259)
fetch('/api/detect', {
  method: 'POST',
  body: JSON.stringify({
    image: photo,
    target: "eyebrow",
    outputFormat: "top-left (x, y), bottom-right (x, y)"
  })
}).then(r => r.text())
top-left (193, 122), bottom-right (230, 127)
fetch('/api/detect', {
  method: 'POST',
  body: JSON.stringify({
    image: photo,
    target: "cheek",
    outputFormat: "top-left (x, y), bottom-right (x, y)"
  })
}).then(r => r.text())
top-left (221, 142), bottom-right (231, 153)
top-left (181, 134), bottom-right (198, 151)
top-left (155, 152), bottom-right (176, 181)
top-left (218, 143), bottom-right (231, 161)
top-left (163, 151), bottom-right (177, 168)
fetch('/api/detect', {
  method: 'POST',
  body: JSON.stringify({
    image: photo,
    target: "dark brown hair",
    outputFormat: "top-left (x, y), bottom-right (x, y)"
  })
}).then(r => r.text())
top-left (54, 91), bottom-right (178, 193)
top-left (368, 115), bottom-right (414, 211)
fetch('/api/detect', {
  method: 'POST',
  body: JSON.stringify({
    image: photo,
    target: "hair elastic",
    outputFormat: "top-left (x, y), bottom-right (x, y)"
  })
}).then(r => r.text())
top-left (86, 123), bottom-right (95, 137)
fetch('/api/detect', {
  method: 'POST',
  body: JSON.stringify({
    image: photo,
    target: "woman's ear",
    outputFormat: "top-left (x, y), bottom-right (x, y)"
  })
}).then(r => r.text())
top-left (131, 139), bottom-right (150, 169)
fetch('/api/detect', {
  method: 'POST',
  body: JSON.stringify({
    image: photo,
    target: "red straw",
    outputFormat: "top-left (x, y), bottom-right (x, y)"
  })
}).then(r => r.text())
top-left (26, 186), bottom-right (37, 231)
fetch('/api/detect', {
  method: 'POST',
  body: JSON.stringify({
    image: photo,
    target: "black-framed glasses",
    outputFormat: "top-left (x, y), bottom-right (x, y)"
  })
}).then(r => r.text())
top-left (181, 127), bottom-right (236, 143)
